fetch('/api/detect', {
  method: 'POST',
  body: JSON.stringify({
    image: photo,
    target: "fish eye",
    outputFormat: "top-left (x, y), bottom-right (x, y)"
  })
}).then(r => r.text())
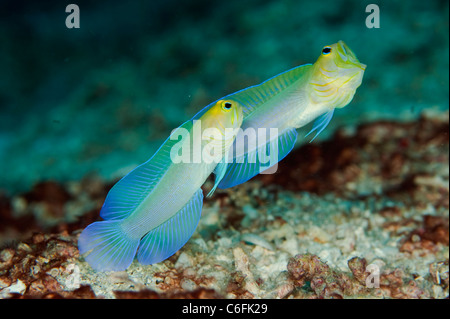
top-left (221, 101), bottom-right (233, 111)
top-left (322, 47), bottom-right (332, 55)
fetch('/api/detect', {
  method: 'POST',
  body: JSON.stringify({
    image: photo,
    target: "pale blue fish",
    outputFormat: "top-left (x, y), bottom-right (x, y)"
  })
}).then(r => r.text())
top-left (196, 41), bottom-right (366, 189)
top-left (78, 99), bottom-right (243, 271)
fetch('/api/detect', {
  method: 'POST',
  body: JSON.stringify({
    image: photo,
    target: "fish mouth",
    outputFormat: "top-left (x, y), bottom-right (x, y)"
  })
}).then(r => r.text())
top-left (338, 40), bottom-right (366, 71)
top-left (338, 41), bottom-right (355, 58)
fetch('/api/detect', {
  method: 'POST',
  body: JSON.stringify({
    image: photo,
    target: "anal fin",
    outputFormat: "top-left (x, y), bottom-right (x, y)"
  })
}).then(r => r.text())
top-left (137, 189), bottom-right (204, 265)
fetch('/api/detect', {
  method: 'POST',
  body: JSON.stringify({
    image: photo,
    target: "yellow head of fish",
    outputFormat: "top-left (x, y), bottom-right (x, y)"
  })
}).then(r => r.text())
top-left (198, 99), bottom-right (244, 156)
top-left (309, 40), bottom-right (366, 108)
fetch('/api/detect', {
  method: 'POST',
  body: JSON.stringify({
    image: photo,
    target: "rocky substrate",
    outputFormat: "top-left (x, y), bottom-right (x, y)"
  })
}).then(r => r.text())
top-left (0, 111), bottom-right (448, 299)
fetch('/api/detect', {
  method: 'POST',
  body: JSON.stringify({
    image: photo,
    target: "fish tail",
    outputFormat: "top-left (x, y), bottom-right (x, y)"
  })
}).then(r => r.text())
top-left (78, 220), bottom-right (140, 271)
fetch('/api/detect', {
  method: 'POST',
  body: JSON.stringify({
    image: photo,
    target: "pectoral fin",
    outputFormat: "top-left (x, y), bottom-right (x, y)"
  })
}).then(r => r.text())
top-left (207, 160), bottom-right (228, 197)
top-left (305, 109), bottom-right (334, 142)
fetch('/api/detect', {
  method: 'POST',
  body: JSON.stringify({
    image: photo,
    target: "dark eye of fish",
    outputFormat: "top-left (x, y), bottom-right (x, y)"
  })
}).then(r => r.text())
top-left (224, 102), bottom-right (232, 109)
top-left (322, 47), bottom-right (332, 55)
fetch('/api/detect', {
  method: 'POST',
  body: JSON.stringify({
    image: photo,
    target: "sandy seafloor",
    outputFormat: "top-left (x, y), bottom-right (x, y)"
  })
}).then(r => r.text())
top-left (0, 0), bottom-right (448, 299)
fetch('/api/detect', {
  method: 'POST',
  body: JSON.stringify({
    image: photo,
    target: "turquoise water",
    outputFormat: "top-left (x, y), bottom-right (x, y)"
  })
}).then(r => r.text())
top-left (0, 0), bottom-right (448, 194)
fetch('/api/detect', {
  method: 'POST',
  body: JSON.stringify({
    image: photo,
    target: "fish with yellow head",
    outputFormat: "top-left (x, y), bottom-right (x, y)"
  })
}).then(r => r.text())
top-left (195, 40), bottom-right (366, 189)
top-left (78, 99), bottom-right (243, 271)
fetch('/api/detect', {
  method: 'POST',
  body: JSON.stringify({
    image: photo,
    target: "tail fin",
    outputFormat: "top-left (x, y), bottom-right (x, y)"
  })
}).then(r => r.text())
top-left (78, 220), bottom-right (140, 271)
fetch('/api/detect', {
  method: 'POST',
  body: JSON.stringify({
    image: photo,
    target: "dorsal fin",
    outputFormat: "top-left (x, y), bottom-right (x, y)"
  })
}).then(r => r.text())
top-left (193, 64), bottom-right (312, 119)
top-left (229, 64), bottom-right (312, 116)
top-left (100, 120), bottom-right (193, 221)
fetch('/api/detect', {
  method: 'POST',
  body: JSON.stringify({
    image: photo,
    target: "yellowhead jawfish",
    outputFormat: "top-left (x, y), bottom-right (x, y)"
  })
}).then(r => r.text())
top-left (198, 41), bottom-right (366, 189)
